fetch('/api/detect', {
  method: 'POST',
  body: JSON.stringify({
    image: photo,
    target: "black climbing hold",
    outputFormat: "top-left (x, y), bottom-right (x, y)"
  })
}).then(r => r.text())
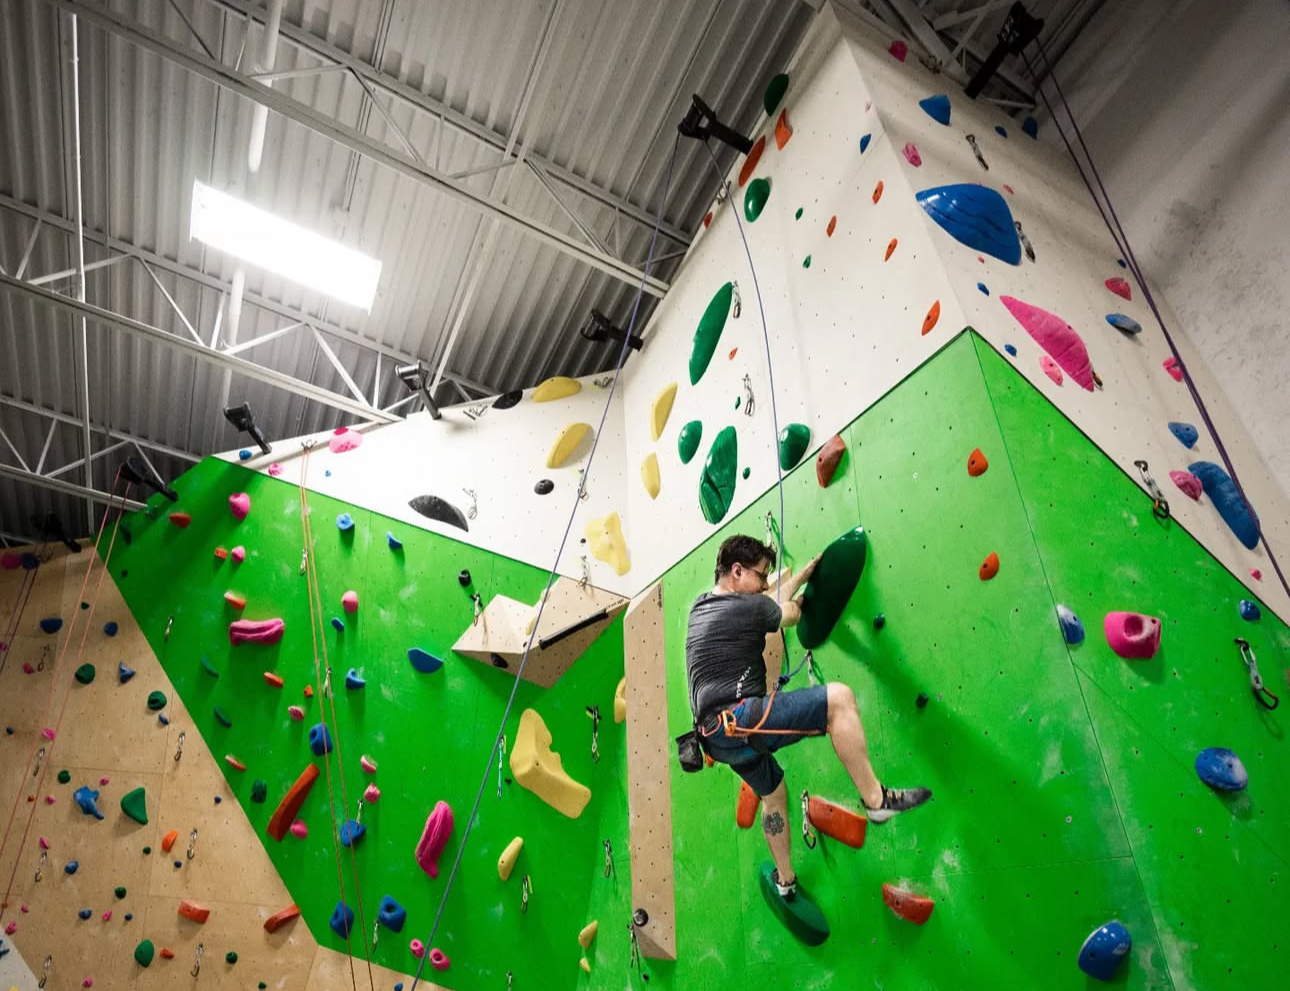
top-left (493, 390), bottom-right (522, 411)
top-left (633, 908), bottom-right (650, 927)
top-left (409, 494), bottom-right (470, 532)
top-left (490, 653), bottom-right (509, 669)
top-left (873, 613), bottom-right (886, 630)
top-left (458, 570), bottom-right (473, 588)
top-left (534, 479), bottom-right (554, 495)
top-left (916, 693), bottom-right (930, 708)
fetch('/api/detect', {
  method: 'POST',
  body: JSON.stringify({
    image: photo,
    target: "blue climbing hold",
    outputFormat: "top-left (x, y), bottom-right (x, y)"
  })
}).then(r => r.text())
top-left (339, 818), bottom-right (366, 848)
top-left (238, 449), bottom-right (252, 460)
top-left (1195, 747), bottom-right (1248, 791)
top-left (1188, 460), bottom-right (1261, 549)
top-left (344, 668), bottom-right (365, 690)
top-left (1117, 258), bottom-right (1128, 268)
top-left (1055, 605), bottom-right (1085, 645)
top-left (103, 622), bottom-right (118, 637)
top-left (858, 133), bottom-right (871, 153)
top-left (1239, 599), bottom-right (1261, 621)
top-left (331, 617), bottom-right (345, 633)
top-left (158, 713), bottom-right (170, 726)
top-left (408, 648), bottom-right (444, 674)
top-left (64, 860), bottom-right (79, 875)
top-left (387, 531), bottom-right (403, 550)
top-left (1106, 313), bottom-right (1142, 335)
top-left (309, 723), bottom-right (333, 757)
top-left (325, 470), bottom-right (332, 477)
top-left (74, 786), bottom-right (104, 820)
top-left (336, 513), bottom-right (354, 531)
top-left (1167, 422), bottom-right (1198, 448)
top-left (977, 282), bottom-right (989, 296)
top-left (378, 895), bottom-right (407, 932)
top-left (1078, 920), bottom-right (1131, 981)
top-left (173, 860), bottom-right (182, 869)
top-left (4, 727), bottom-right (12, 734)
top-left (21, 553), bottom-right (39, 570)
top-left (916, 184), bottom-right (1021, 265)
top-left (78, 908), bottom-right (93, 920)
top-left (118, 661), bottom-right (136, 684)
top-left (1004, 344), bottom-right (1017, 357)
top-left (918, 94), bottom-right (951, 126)
top-left (330, 901), bottom-right (355, 939)
top-left (995, 125), bottom-right (1007, 138)
top-left (40, 618), bottom-right (63, 634)
top-left (124, 913), bottom-right (133, 921)
top-left (1022, 116), bottom-right (1038, 138)
top-left (214, 796), bottom-right (222, 804)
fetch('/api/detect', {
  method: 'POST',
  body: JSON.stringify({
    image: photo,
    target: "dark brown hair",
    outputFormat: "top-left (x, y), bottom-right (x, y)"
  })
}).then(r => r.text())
top-left (714, 534), bottom-right (776, 583)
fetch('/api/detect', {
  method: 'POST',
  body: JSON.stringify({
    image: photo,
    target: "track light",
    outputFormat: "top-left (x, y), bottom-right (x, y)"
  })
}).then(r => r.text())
top-left (120, 456), bottom-right (178, 502)
top-left (395, 361), bottom-right (442, 420)
top-left (579, 309), bottom-right (642, 353)
top-left (678, 94), bottom-right (754, 155)
top-left (223, 402), bottom-right (272, 455)
top-left (30, 512), bottom-right (81, 553)
top-left (964, 2), bottom-right (1044, 100)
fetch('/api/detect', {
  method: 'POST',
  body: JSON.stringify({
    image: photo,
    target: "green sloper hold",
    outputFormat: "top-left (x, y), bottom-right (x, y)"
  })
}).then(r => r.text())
top-left (778, 423), bottom-right (812, 471)
top-left (121, 786), bottom-right (148, 825)
top-left (74, 663), bottom-right (96, 684)
top-left (744, 177), bottom-right (771, 223)
top-left (699, 426), bottom-right (739, 525)
top-left (689, 282), bottom-right (733, 386)
top-left (763, 72), bottom-right (789, 115)
top-left (797, 527), bottom-right (868, 649)
top-left (134, 939), bottom-right (155, 968)
top-left (758, 862), bottom-right (828, 945)
top-left (678, 420), bottom-right (704, 464)
top-left (214, 706), bottom-right (232, 727)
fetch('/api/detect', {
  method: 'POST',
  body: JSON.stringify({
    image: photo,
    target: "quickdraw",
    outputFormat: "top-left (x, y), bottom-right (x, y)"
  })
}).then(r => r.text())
top-left (732, 281), bottom-right (742, 319)
top-left (1133, 460), bottom-right (1170, 520)
top-left (1236, 638), bottom-right (1279, 710)
top-left (186, 828), bottom-right (198, 861)
top-left (800, 790), bottom-right (817, 849)
top-left (190, 942), bottom-right (203, 978)
top-left (520, 875), bottom-right (533, 914)
top-left (497, 734), bottom-right (507, 799)
top-left (603, 839), bottom-right (614, 878)
top-left (587, 705), bottom-right (601, 763)
top-left (742, 374), bottom-right (756, 418)
top-left (174, 730), bottom-right (185, 763)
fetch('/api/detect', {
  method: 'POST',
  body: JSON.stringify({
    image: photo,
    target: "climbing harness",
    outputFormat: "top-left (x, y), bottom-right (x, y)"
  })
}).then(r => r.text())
top-left (1236, 638), bottom-right (1279, 710)
top-left (190, 942), bottom-right (203, 977)
top-left (1133, 460), bottom-right (1170, 521)
top-left (587, 705), bottom-right (602, 762)
top-left (174, 730), bottom-right (186, 763)
top-left (186, 828), bottom-right (198, 861)
top-left (520, 875), bottom-right (533, 914)
top-left (603, 839), bottom-right (614, 878)
top-left (800, 790), bottom-right (817, 849)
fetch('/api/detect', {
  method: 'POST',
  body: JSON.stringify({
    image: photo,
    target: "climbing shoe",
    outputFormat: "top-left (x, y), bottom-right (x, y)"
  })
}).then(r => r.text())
top-left (771, 868), bottom-right (797, 901)
top-left (865, 785), bottom-right (932, 824)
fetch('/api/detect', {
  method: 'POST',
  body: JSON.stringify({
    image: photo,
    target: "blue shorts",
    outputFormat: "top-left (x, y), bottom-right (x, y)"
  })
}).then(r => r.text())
top-left (700, 685), bottom-right (829, 797)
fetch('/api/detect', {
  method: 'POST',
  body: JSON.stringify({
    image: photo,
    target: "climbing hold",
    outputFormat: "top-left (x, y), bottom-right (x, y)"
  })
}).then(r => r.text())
top-left (201, 655), bottom-right (221, 678)
top-left (1105, 277), bottom-right (1132, 300)
top-left (978, 282), bottom-right (990, 295)
top-left (408, 648), bottom-right (444, 674)
top-left (1167, 422), bottom-right (1198, 448)
top-left (586, 512), bottom-right (632, 575)
top-left (1020, 116), bottom-right (1038, 138)
top-left (251, 780), bottom-right (267, 803)
top-left (162, 830), bottom-right (178, 852)
top-left (802, 254), bottom-right (811, 269)
top-left (859, 133), bottom-right (871, 153)
top-left (532, 376), bottom-right (582, 403)
top-left (885, 238), bottom-right (898, 261)
top-left (429, 949), bottom-right (451, 972)
top-left (1195, 747), bottom-right (1248, 791)
top-left (641, 453), bottom-right (661, 500)
top-left (1239, 600), bottom-right (1261, 622)
top-left (159, 948), bottom-right (175, 959)
top-left (916, 692), bottom-right (929, 707)
top-left (493, 389), bottom-right (523, 410)
top-left (214, 706), bottom-right (232, 727)
top-left (798, 527), bottom-right (867, 649)
top-left (738, 136), bottom-right (766, 188)
top-left (699, 426), bottom-right (739, 524)
top-left (744, 178), bottom-right (771, 222)
top-left (39, 618), bottom-right (63, 634)
top-left (545, 423), bottom-right (593, 471)
top-left (881, 883), bottom-right (935, 924)
top-left (888, 38), bottom-right (907, 60)
top-left (267, 764), bottom-right (320, 841)
top-left (967, 448), bottom-right (989, 476)
top-left (901, 142), bottom-right (922, 166)
top-left (78, 909), bottom-right (92, 920)
top-left (510, 708), bottom-right (592, 818)
top-left (1004, 344), bottom-right (1017, 356)
top-left (230, 545), bottom-right (246, 563)
top-left (363, 783), bottom-right (380, 803)
top-left (919, 94), bottom-right (951, 125)
top-left (758, 862), bottom-right (829, 946)
top-left (1106, 313), bottom-right (1141, 335)
top-left (263, 671), bottom-right (283, 688)
top-left (917, 184), bottom-right (1021, 264)
top-left (1189, 460), bottom-right (1261, 549)
top-left (344, 668), bottom-right (365, 690)
top-left (826, 215), bottom-right (837, 237)
top-left (806, 795), bottom-right (868, 848)
top-left (873, 614), bottom-right (886, 630)
top-left (74, 786), bottom-right (104, 820)
top-left (921, 300), bottom-right (940, 336)
top-left (341, 590), bottom-right (359, 614)
top-left (74, 663), bottom-right (96, 685)
top-left (309, 723), bottom-right (333, 756)
top-left (223, 591), bottom-right (246, 610)
top-left (228, 618), bottom-right (285, 646)
top-left (872, 180), bottom-right (884, 204)
top-left (1162, 356), bottom-right (1183, 381)
top-left (224, 755), bottom-right (246, 771)
top-left (691, 283), bottom-right (735, 385)
top-left (650, 383), bottom-right (678, 442)
top-left (1056, 605), bottom-right (1085, 645)
top-left (228, 493), bottom-right (251, 521)
top-left (329, 902), bottom-right (355, 939)
top-left (979, 552), bottom-right (1000, 581)
top-left (1078, 920), bottom-right (1131, 981)
top-left (387, 531), bottom-right (403, 550)
top-left (64, 860), bottom-right (79, 874)
top-left (224, 951), bottom-right (238, 964)
top-left (763, 72), bottom-right (789, 114)
top-left (1169, 470), bottom-right (1202, 500)
top-left (774, 108), bottom-right (793, 150)
top-left (262, 904), bottom-right (301, 934)
top-left (410, 940), bottom-right (426, 959)
top-left (103, 621), bottom-right (118, 637)
top-left (1000, 296), bottom-right (1095, 390)
top-left (816, 434), bottom-right (846, 488)
top-left (335, 513), bottom-right (355, 533)
top-left (216, 545), bottom-right (229, 561)
top-left (1103, 612), bottom-right (1162, 659)
top-left (499, 836), bottom-right (524, 880)
top-left (1251, 569), bottom-right (1262, 581)
top-left (287, 705), bottom-right (305, 721)
top-left (995, 124), bottom-right (1008, 137)
top-left (579, 921), bottom-right (599, 949)
top-left (614, 677), bottom-right (627, 723)
top-left (361, 755), bottom-right (378, 774)
top-left (168, 512), bottom-right (192, 529)
top-left (339, 818), bottom-right (366, 848)
top-left (415, 801), bottom-right (455, 878)
top-left (178, 899), bottom-right (211, 924)
top-left (289, 820), bottom-right (308, 838)
top-left (736, 780), bottom-right (760, 829)
top-left (1039, 354), bottom-right (1064, 385)
top-left (330, 617), bottom-right (345, 633)
top-left (329, 427), bottom-right (363, 454)
top-left (378, 896), bottom-right (407, 932)
top-left (778, 424), bottom-right (811, 472)
top-left (120, 787), bottom-right (148, 825)
top-left (133, 939), bottom-right (155, 968)
top-left (409, 493), bottom-right (471, 531)
top-left (58, 769), bottom-right (71, 783)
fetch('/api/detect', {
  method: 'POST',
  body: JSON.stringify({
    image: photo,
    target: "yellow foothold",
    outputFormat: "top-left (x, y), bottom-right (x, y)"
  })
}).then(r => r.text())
top-left (585, 512), bottom-right (631, 576)
top-left (510, 709), bottom-right (592, 818)
top-left (532, 376), bottom-right (582, 403)
top-left (641, 453), bottom-right (660, 500)
top-left (498, 836), bottom-right (524, 881)
top-left (579, 958), bottom-right (591, 974)
top-left (650, 382), bottom-right (678, 441)
top-left (579, 920), bottom-right (599, 949)
top-left (613, 676), bottom-right (627, 724)
top-left (547, 422), bottom-right (593, 469)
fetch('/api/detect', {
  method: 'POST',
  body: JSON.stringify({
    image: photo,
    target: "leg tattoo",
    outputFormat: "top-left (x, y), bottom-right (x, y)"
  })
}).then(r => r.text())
top-left (764, 810), bottom-right (786, 835)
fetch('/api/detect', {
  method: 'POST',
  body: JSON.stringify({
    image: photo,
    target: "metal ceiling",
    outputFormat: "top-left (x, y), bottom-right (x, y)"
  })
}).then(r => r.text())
top-left (0, 0), bottom-right (1098, 544)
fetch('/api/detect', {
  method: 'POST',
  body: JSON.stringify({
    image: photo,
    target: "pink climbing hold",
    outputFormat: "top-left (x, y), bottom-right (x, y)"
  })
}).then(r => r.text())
top-left (288, 705), bottom-right (305, 722)
top-left (4, 921), bottom-right (16, 935)
top-left (410, 939), bottom-right (426, 959)
top-left (1, 552), bottom-right (20, 569)
top-left (289, 819), bottom-right (308, 838)
top-left (101, 910), bottom-right (112, 922)
top-left (342, 590), bottom-right (359, 615)
top-left (329, 427), bottom-right (363, 454)
top-left (1163, 357), bottom-right (1183, 382)
top-left (1105, 277), bottom-right (1132, 300)
top-left (415, 801), bottom-right (454, 879)
top-left (1104, 611), bottom-right (1162, 659)
top-left (41, 728), bottom-right (55, 741)
top-left (1001, 295), bottom-right (1095, 391)
top-left (268, 463), bottom-right (283, 477)
top-left (39, 836), bottom-right (49, 849)
top-left (1039, 354), bottom-right (1064, 385)
top-left (901, 142), bottom-right (922, 166)
top-left (1251, 569), bottom-right (1263, 581)
top-left (1003, 184), bottom-right (1015, 195)
top-left (82, 980), bottom-right (92, 989)
top-left (228, 492), bottom-right (251, 521)
top-left (230, 546), bottom-right (246, 563)
top-left (99, 777), bottom-right (109, 786)
top-left (229, 618), bottom-right (285, 646)
top-left (1170, 470), bottom-right (1202, 500)
top-left (22, 663), bottom-right (33, 674)
top-left (430, 948), bottom-right (451, 972)
top-left (44, 796), bottom-right (55, 805)
top-left (889, 39), bottom-right (908, 61)
top-left (363, 784), bottom-right (381, 804)
top-left (360, 755), bottom-right (378, 774)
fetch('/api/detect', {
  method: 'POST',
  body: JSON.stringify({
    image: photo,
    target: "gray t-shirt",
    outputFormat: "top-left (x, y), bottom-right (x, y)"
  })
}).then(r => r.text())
top-left (686, 591), bottom-right (783, 721)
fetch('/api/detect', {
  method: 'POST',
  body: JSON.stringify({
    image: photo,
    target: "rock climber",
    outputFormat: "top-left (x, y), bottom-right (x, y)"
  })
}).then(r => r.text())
top-left (686, 534), bottom-right (932, 901)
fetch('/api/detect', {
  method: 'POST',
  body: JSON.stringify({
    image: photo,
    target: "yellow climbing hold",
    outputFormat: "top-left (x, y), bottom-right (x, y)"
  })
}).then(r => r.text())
top-left (579, 920), bottom-right (599, 949)
top-left (498, 836), bottom-right (524, 881)
top-left (546, 422), bottom-right (593, 469)
top-left (532, 376), bottom-right (582, 403)
top-left (580, 958), bottom-right (591, 974)
top-left (585, 512), bottom-right (631, 575)
top-left (613, 676), bottom-right (627, 723)
top-left (510, 709), bottom-right (591, 819)
top-left (651, 382), bottom-right (678, 441)
top-left (641, 453), bottom-right (661, 500)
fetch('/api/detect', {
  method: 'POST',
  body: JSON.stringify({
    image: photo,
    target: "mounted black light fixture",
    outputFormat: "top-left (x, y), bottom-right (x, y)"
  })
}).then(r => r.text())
top-left (964, 2), bottom-right (1044, 100)
top-left (120, 455), bottom-right (178, 502)
top-left (395, 361), bottom-right (442, 420)
top-left (677, 94), bottom-right (754, 155)
top-left (223, 402), bottom-right (272, 455)
top-left (30, 512), bottom-right (81, 554)
top-left (579, 309), bottom-right (642, 353)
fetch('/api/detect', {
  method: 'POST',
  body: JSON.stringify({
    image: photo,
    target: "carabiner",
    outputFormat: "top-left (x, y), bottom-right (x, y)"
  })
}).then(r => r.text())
top-left (1133, 460), bottom-right (1171, 521)
top-left (800, 790), bottom-right (817, 849)
top-left (1236, 638), bottom-right (1279, 710)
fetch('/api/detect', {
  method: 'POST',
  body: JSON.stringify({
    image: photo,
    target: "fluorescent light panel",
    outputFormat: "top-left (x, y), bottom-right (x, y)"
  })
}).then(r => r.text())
top-left (190, 180), bottom-right (382, 310)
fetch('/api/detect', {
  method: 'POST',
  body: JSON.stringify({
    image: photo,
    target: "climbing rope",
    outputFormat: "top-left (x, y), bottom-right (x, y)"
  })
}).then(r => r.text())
top-left (0, 542), bottom-right (42, 679)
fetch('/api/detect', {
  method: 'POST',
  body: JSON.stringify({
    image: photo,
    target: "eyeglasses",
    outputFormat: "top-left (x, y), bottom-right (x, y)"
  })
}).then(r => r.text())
top-left (743, 566), bottom-right (770, 585)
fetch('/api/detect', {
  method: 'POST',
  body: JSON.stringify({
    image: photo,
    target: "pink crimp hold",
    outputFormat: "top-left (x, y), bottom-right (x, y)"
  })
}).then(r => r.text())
top-left (415, 801), bottom-right (454, 879)
top-left (229, 618), bottom-right (285, 646)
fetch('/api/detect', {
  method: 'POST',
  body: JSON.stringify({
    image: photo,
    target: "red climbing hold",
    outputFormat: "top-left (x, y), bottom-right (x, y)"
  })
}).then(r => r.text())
top-left (1169, 470), bottom-right (1202, 500)
top-left (967, 448), bottom-right (989, 477)
top-left (703, 211), bottom-right (713, 229)
top-left (816, 435), bottom-right (846, 488)
top-left (1163, 357), bottom-right (1183, 382)
top-left (177, 899), bottom-right (210, 924)
top-left (889, 40), bottom-right (908, 61)
top-left (736, 781), bottom-right (760, 829)
top-left (224, 755), bottom-right (247, 772)
top-left (738, 136), bottom-right (766, 188)
top-left (807, 795), bottom-right (867, 848)
top-left (884, 238), bottom-right (898, 261)
top-left (728, 348), bottom-right (738, 360)
top-left (214, 547), bottom-right (228, 561)
top-left (267, 764), bottom-right (320, 842)
top-left (774, 109), bottom-right (793, 151)
top-left (872, 181), bottom-right (884, 204)
top-left (882, 883), bottom-right (935, 924)
top-left (921, 300), bottom-right (940, 336)
top-left (264, 904), bottom-right (301, 933)
top-left (263, 672), bottom-right (284, 688)
top-left (169, 512), bottom-right (192, 529)
top-left (826, 216), bottom-right (837, 238)
top-left (223, 592), bottom-right (246, 611)
top-left (979, 552), bottom-right (1000, 580)
top-left (1105, 277), bottom-right (1132, 300)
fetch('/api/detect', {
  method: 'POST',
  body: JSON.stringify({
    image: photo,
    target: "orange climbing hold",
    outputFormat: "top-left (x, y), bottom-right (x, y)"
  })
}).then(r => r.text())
top-left (703, 211), bottom-right (713, 229)
top-left (882, 883), bottom-right (935, 924)
top-left (728, 348), bottom-right (738, 360)
top-left (159, 948), bottom-right (175, 960)
top-left (263, 904), bottom-right (301, 933)
top-left (161, 830), bottom-right (178, 852)
top-left (214, 547), bottom-right (228, 560)
top-left (736, 781), bottom-right (760, 829)
top-left (967, 448), bottom-right (989, 477)
top-left (884, 238), bottom-right (898, 261)
top-left (774, 109), bottom-right (793, 150)
top-left (263, 671), bottom-right (284, 688)
top-left (169, 512), bottom-right (192, 529)
top-left (738, 136), bottom-right (766, 188)
top-left (872, 181), bottom-right (884, 204)
top-left (807, 795), bottom-right (867, 848)
top-left (921, 300), bottom-right (941, 336)
top-left (303, 685), bottom-right (314, 698)
top-left (224, 755), bottom-right (246, 772)
top-left (979, 552), bottom-right (1000, 580)
top-left (826, 216), bottom-right (837, 238)
top-left (223, 591), bottom-right (246, 611)
top-left (177, 899), bottom-right (210, 924)
top-left (268, 764), bottom-right (320, 842)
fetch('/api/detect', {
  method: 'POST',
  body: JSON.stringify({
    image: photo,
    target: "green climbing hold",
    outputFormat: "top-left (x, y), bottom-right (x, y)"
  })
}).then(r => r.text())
top-left (146, 691), bottom-right (166, 711)
top-left (251, 779), bottom-right (267, 803)
top-left (778, 423), bottom-right (812, 471)
top-left (214, 706), bottom-right (232, 728)
top-left (689, 282), bottom-right (734, 385)
top-left (120, 786), bottom-right (149, 825)
top-left (678, 420), bottom-right (704, 465)
top-left (80, 601), bottom-right (90, 610)
top-left (133, 939), bottom-right (155, 968)
top-left (797, 527), bottom-right (868, 649)
top-left (58, 769), bottom-right (71, 784)
top-left (115, 886), bottom-right (127, 899)
top-left (699, 426), bottom-right (739, 525)
top-left (802, 255), bottom-right (811, 268)
top-left (200, 655), bottom-right (220, 678)
top-left (795, 207), bottom-right (803, 220)
top-left (259, 983), bottom-right (267, 989)
top-left (758, 862), bottom-right (829, 946)
top-left (734, 396), bottom-right (741, 410)
top-left (74, 663), bottom-right (96, 685)
top-left (142, 846), bottom-right (151, 854)
top-left (763, 73), bottom-right (789, 115)
top-left (742, 467), bottom-right (751, 480)
top-left (225, 951), bottom-right (238, 964)
top-left (744, 178), bottom-right (771, 223)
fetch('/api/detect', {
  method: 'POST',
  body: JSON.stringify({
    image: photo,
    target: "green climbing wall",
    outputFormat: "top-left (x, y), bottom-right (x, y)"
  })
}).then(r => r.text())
top-left (101, 459), bottom-right (628, 988)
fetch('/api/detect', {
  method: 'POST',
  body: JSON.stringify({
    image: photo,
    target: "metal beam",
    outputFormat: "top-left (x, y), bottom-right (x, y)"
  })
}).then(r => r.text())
top-left (0, 394), bottom-right (201, 465)
top-left (0, 462), bottom-right (148, 513)
top-left (47, 0), bottom-right (669, 299)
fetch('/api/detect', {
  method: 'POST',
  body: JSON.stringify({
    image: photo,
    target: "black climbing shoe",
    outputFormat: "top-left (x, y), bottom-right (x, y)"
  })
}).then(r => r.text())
top-left (865, 785), bottom-right (932, 824)
top-left (771, 868), bottom-right (797, 902)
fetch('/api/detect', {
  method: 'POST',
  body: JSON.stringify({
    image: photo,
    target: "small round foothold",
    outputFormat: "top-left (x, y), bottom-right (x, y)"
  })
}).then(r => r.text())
top-left (173, 860), bottom-right (182, 869)
top-left (410, 939), bottom-right (426, 958)
top-left (214, 796), bottom-right (222, 804)
top-left (115, 886), bottom-right (127, 899)
top-left (534, 479), bottom-right (554, 496)
top-left (916, 693), bottom-right (930, 708)
top-left (873, 613), bottom-right (886, 630)
top-left (124, 913), bottom-right (133, 921)
top-left (78, 908), bottom-right (92, 920)
top-left (142, 846), bottom-right (151, 855)
top-left (58, 769), bottom-right (71, 783)
top-left (633, 908), bottom-right (650, 927)
top-left (457, 569), bottom-right (472, 587)
top-left (490, 653), bottom-right (509, 669)
top-left (225, 952), bottom-right (238, 964)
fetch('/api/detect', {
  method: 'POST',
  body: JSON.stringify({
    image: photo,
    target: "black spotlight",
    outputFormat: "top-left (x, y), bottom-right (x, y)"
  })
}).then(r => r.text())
top-left (223, 402), bottom-right (272, 455)
top-left (395, 361), bottom-right (442, 420)
top-left (30, 512), bottom-right (81, 553)
top-left (579, 309), bottom-right (642, 353)
top-left (120, 455), bottom-right (178, 502)
top-left (965, 2), bottom-right (1044, 99)
top-left (678, 94), bottom-right (753, 155)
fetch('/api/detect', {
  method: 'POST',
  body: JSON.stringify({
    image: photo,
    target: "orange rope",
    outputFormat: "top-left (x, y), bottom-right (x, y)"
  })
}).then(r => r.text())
top-left (0, 548), bottom-right (40, 677)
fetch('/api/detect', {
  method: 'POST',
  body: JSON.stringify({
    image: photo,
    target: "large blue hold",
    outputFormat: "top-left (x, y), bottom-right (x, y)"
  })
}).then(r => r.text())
top-left (1078, 920), bottom-right (1131, 981)
top-left (74, 786), bottom-right (104, 820)
top-left (1022, 116), bottom-right (1039, 138)
top-left (1106, 313), bottom-right (1141, 335)
top-left (378, 895), bottom-right (407, 932)
top-left (344, 668), bottom-right (365, 689)
top-left (408, 648), bottom-right (443, 674)
top-left (919, 94), bottom-right (951, 125)
top-left (309, 723), bottom-right (333, 757)
top-left (1055, 604), bottom-right (1085, 645)
top-left (1195, 747), bottom-right (1248, 791)
top-left (916, 184), bottom-right (1022, 265)
top-left (39, 617), bottom-right (62, 634)
top-left (1168, 422), bottom-right (1198, 448)
top-left (1239, 599), bottom-right (1261, 621)
top-left (339, 818), bottom-right (366, 848)
top-left (1188, 460), bottom-right (1261, 549)
top-left (330, 901), bottom-right (355, 938)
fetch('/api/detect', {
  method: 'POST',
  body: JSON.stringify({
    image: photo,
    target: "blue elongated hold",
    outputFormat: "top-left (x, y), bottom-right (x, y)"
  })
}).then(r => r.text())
top-left (40, 617), bottom-right (63, 634)
top-left (1022, 116), bottom-right (1039, 138)
top-left (1106, 313), bottom-right (1142, 335)
top-left (858, 133), bottom-right (871, 153)
top-left (378, 895), bottom-right (407, 932)
top-left (1055, 604), bottom-right (1085, 645)
top-left (916, 184), bottom-right (1021, 265)
top-left (1239, 599), bottom-right (1261, 621)
top-left (995, 125), bottom-right (1008, 138)
top-left (408, 648), bottom-right (444, 674)
top-left (339, 818), bottom-right (366, 848)
top-left (1004, 344), bottom-right (1017, 356)
top-left (1195, 746), bottom-right (1248, 791)
top-left (158, 713), bottom-right (170, 726)
top-left (1188, 460), bottom-right (1261, 549)
top-left (103, 621), bottom-right (119, 637)
top-left (977, 282), bottom-right (990, 295)
top-left (309, 723), bottom-right (333, 757)
top-left (387, 531), bottom-right (403, 550)
top-left (336, 513), bottom-right (354, 531)
top-left (918, 94), bottom-right (951, 125)
top-left (331, 617), bottom-right (345, 633)
top-left (1167, 421), bottom-right (1198, 448)
top-left (344, 668), bottom-right (365, 690)
top-left (64, 859), bottom-right (79, 874)
top-left (1078, 920), bottom-right (1131, 981)
top-left (74, 785), bottom-right (105, 820)
top-left (118, 661), bottom-right (136, 684)
top-left (330, 901), bottom-right (355, 939)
